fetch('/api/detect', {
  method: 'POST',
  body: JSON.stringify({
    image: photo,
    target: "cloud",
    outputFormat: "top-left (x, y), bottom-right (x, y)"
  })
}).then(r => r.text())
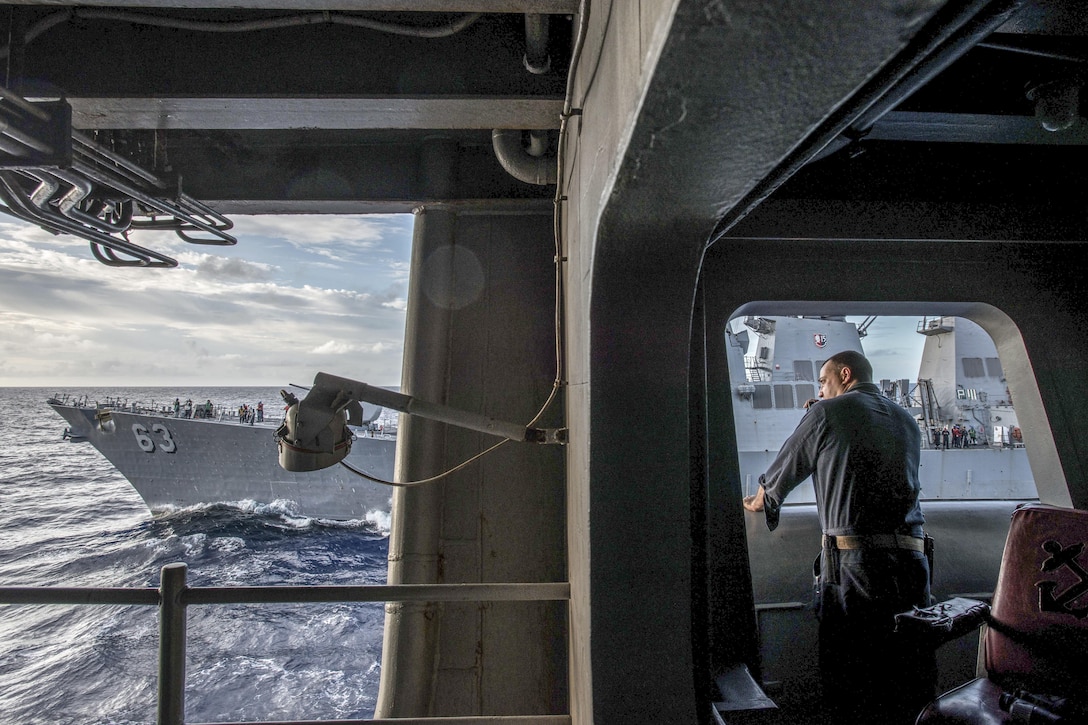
top-left (0, 214), bottom-right (413, 386)
top-left (231, 215), bottom-right (397, 248)
top-left (386, 260), bottom-right (411, 282)
top-left (190, 254), bottom-right (276, 282)
top-left (310, 340), bottom-right (398, 355)
top-left (0, 220), bottom-right (87, 249)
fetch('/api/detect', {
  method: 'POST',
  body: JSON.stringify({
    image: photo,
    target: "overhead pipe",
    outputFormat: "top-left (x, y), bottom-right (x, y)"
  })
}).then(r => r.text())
top-left (526, 129), bottom-right (550, 157)
top-left (27, 170), bottom-right (61, 209)
top-left (68, 138), bottom-right (235, 243)
top-left (978, 35), bottom-right (1088, 64)
top-left (491, 128), bottom-right (557, 185)
top-left (53, 168), bottom-right (133, 233)
top-left (0, 88), bottom-right (236, 266)
top-left (491, 12), bottom-right (556, 184)
top-left (73, 131), bottom-right (166, 188)
top-left (0, 170), bottom-right (176, 267)
top-left (523, 13), bottom-right (551, 74)
top-left (1026, 78), bottom-right (1082, 133)
top-left (0, 117), bottom-right (54, 156)
top-left (0, 134), bottom-right (34, 158)
top-left (0, 9), bottom-right (484, 58)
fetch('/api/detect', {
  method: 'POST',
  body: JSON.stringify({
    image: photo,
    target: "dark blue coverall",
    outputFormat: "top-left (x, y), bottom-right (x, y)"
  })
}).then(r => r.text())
top-left (758, 381), bottom-right (936, 725)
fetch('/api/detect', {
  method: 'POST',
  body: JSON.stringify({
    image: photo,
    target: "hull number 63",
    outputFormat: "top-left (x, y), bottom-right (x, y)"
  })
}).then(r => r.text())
top-left (132, 423), bottom-right (177, 453)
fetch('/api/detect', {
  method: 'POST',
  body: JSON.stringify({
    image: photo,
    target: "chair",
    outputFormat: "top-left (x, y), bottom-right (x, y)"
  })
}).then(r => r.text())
top-left (912, 503), bottom-right (1088, 724)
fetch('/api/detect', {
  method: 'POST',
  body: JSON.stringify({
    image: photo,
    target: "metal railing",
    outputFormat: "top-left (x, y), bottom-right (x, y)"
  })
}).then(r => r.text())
top-left (0, 563), bottom-right (572, 725)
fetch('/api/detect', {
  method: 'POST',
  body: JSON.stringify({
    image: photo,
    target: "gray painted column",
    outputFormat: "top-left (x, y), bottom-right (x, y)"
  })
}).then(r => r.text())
top-left (560, 1), bottom-right (960, 721)
top-left (376, 197), bottom-right (567, 717)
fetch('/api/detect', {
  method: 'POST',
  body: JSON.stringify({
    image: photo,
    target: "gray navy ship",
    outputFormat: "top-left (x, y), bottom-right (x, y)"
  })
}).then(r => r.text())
top-left (51, 316), bottom-right (1031, 522)
top-left (48, 393), bottom-right (396, 519)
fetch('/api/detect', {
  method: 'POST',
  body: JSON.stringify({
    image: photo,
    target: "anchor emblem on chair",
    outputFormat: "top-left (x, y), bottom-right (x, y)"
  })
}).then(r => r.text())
top-left (1037, 540), bottom-right (1088, 618)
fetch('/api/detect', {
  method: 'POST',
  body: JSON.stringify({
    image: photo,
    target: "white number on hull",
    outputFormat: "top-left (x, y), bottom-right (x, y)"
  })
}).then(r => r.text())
top-left (152, 423), bottom-right (177, 453)
top-left (132, 423), bottom-right (177, 453)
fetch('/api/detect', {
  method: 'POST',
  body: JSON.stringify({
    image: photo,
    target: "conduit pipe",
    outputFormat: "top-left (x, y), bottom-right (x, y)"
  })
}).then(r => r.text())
top-left (527, 129), bottom-right (550, 157)
top-left (492, 12), bottom-right (554, 185)
top-left (0, 89), bottom-right (235, 266)
top-left (524, 13), bottom-right (551, 74)
top-left (0, 9), bottom-right (483, 58)
top-left (491, 128), bottom-right (557, 185)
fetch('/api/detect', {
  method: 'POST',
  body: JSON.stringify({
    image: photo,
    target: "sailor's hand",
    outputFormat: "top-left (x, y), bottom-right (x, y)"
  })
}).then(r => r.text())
top-left (803, 398), bottom-right (819, 409)
top-left (743, 486), bottom-right (766, 512)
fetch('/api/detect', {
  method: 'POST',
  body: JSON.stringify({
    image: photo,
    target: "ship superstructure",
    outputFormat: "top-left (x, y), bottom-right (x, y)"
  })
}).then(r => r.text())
top-left (727, 316), bottom-right (1035, 502)
top-left (916, 316), bottom-right (1020, 447)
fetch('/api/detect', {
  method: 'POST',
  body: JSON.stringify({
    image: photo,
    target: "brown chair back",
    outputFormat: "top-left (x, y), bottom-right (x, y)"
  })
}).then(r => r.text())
top-left (984, 503), bottom-right (1088, 695)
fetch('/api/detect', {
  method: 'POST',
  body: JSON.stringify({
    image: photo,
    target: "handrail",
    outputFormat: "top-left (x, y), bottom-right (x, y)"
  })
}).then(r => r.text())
top-left (198, 714), bottom-right (570, 718)
top-left (0, 582), bottom-right (571, 606)
top-left (0, 563), bottom-right (572, 725)
top-left (200, 718), bottom-right (570, 725)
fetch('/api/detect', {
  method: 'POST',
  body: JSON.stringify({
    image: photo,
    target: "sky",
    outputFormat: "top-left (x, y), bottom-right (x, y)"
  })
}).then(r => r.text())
top-left (0, 209), bottom-right (931, 388)
top-left (0, 213), bottom-right (414, 387)
top-left (847, 315), bottom-right (927, 382)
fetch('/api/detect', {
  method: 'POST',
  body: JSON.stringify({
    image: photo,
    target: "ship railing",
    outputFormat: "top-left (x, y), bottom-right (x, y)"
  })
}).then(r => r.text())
top-left (742, 356), bottom-right (772, 382)
top-left (0, 563), bottom-right (572, 725)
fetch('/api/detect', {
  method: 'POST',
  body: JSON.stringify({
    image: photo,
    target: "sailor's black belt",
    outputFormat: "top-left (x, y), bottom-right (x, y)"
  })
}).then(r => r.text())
top-left (822, 534), bottom-right (925, 552)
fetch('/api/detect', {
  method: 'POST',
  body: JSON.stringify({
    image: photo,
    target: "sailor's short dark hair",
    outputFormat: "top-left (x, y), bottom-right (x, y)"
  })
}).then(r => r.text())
top-left (824, 350), bottom-right (873, 383)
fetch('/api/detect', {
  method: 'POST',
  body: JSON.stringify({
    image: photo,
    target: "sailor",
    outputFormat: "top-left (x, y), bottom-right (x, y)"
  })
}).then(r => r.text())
top-left (173, 398), bottom-right (180, 418)
top-left (743, 350), bottom-right (935, 725)
top-left (257, 402), bottom-right (264, 423)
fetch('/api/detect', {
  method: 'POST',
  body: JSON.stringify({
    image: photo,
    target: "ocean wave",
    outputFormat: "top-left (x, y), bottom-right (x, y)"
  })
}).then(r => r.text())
top-left (0, 387), bottom-right (389, 723)
top-left (148, 498), bottom-right (387, 534)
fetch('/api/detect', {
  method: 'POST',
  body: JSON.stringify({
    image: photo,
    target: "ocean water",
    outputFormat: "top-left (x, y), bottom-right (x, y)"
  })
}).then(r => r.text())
top-left (0, 387), bottom-right (389, 725)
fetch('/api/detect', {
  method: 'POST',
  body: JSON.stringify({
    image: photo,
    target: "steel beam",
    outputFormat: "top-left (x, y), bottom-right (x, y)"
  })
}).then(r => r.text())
top-left (5, 1), bottom-right (578, 11)
top-left (868, 111), bottom-right (1088, 145)
top-left (66, 96), bottom-right (564, 130)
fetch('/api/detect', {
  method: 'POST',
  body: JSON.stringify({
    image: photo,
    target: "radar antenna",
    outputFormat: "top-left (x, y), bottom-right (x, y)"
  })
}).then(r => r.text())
top-left (856, 316), bottom-right (878, 338)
